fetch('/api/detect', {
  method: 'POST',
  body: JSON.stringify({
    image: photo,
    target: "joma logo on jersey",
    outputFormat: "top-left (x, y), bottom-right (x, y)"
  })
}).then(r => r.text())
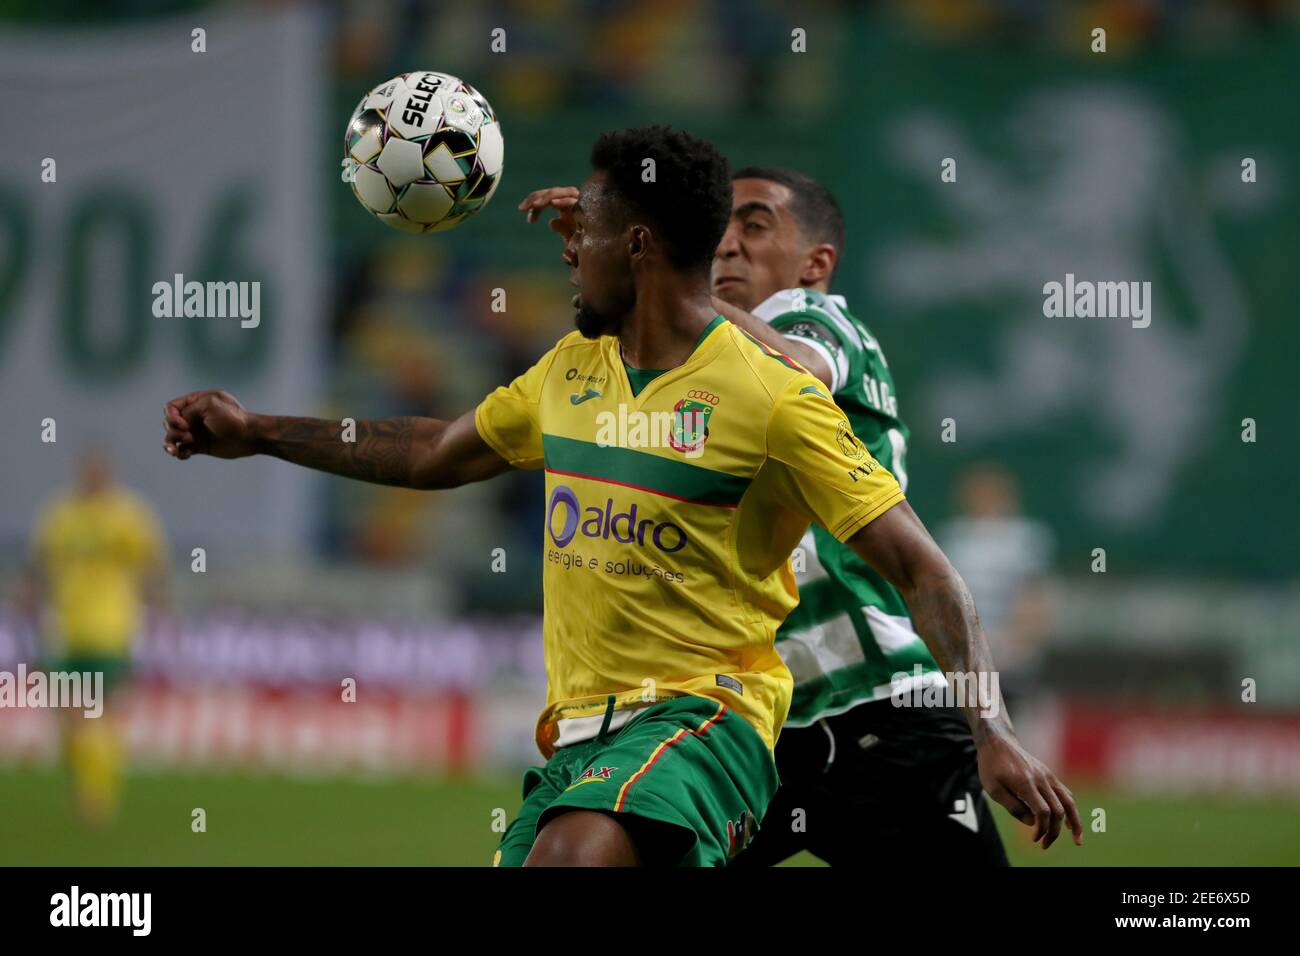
top-left (547, 485), bottom-right (688, 553)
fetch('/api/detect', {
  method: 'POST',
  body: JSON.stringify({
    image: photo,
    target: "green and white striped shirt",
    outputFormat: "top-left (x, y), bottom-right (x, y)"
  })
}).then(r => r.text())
top-left (753, 289), bottom-right (944, 726)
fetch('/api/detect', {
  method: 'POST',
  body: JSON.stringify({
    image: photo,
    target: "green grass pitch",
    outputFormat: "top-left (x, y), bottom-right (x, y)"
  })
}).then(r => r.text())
top-left (0, 766), bottom-right (1296, 866)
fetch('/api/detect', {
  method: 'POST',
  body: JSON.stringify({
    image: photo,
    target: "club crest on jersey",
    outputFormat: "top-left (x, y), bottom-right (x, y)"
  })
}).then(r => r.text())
top-left (669, 397), bottom-right (713, 454)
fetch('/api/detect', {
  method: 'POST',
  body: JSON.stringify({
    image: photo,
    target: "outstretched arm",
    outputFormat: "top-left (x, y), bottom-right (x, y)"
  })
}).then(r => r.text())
top-left (846, 500), bottom-right (1083, 849)
top-left (163, 390), bottom-right (510, 490)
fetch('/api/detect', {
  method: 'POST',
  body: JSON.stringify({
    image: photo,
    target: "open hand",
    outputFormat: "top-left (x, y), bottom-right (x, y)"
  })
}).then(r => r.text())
top-left (977, 735), bottom-right (1083, 849)
top-left (518, 185), bottom-right (578, 241)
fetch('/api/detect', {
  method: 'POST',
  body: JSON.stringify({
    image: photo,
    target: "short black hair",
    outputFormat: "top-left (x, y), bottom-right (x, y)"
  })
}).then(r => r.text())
top-left (590, 126), bottom-right (731, 271)
top-left (732, 165), bottom-right (845, 258)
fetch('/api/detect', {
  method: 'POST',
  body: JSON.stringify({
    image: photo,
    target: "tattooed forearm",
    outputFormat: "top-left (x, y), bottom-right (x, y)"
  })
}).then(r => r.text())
top-left (903, 568), bottom-right (1014, 745)
top-left (254, 415), bottom-right (438, 488)
top-left (846, 505), bottom-right (1019, 745)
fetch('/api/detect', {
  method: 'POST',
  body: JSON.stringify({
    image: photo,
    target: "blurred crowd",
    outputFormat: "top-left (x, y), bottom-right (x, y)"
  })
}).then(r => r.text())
top-left (3, 0), bottom-right (1291, 606)
top-left (317, 0), bottom-right (1295, 609)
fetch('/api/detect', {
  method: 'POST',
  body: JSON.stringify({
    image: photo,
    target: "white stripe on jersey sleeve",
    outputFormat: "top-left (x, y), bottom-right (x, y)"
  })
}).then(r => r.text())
top-left (750, 288), bottom-right (803, 323)
top-left (752, 288), bottom-right (868, 360)
top-left (814, 294), bottom-right (868, 352)
top-left (784, 332), bottom-right (844, 392)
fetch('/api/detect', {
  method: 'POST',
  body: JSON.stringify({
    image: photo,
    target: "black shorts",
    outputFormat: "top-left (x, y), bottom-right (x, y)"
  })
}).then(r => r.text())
top-left (730, 699), bottom-right (1009, 866)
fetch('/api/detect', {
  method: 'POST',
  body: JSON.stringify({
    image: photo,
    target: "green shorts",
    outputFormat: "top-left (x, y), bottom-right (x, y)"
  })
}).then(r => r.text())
top-left (495, 695), bottom-right (779, 867)
top-left (47, 653), bottom-right (131, 696)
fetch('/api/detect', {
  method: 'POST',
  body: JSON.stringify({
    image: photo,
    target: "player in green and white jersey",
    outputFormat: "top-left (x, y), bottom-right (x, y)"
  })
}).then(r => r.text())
top-left (519, 168), bottom-right (1081, 864)
top-left (745, 285), bottom-right (939, 724)
top-left (712, 167), bottom-right (1011, 864)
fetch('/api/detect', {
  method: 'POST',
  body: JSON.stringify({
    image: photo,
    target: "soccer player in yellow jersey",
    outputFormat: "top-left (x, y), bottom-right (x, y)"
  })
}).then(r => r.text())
top-left (24, 451), bottom-right (168, 825)
top-left (164, 126), bottom-right (1080, 865)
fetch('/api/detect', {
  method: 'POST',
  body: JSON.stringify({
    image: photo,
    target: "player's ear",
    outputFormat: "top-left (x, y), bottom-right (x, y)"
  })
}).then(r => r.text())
top-left (628, 224), bottom-right (651, 262)
top-left (800, 243), bottom-right (837, 285)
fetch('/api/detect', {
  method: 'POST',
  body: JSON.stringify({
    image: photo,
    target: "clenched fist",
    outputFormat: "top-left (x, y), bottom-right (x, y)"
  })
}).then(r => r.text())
top-left (163, 390), bottom-right (261, 460)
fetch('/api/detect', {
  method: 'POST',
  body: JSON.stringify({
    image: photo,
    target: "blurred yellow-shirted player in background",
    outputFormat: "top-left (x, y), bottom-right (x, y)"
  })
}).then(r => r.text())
top-left (21, 451), bottom-right (168, 825)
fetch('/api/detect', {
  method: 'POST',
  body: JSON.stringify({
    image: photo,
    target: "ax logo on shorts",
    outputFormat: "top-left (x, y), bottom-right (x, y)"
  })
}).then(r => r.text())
top-left (726, 808), bottom-right (755, 860)
top-left (565, 766), bottom-right (619, 791)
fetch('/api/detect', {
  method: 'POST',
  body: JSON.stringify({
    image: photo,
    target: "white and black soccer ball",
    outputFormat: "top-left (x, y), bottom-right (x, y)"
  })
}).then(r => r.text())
top-left (342, 71), bottom-right (504, 233)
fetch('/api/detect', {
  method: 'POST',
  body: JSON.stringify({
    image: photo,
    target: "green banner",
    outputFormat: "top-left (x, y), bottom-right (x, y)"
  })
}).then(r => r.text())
top-left (831, 27), bottom-right (1299, 579)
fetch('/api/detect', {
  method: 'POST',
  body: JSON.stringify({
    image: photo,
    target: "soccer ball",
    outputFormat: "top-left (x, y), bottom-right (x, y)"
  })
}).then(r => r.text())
top-left (342, 71), bottom-right (504, 234)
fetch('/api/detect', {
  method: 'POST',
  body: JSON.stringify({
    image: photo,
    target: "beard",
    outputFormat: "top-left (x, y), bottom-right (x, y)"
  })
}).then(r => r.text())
top-left (574, 298), bottom-right (626, 339)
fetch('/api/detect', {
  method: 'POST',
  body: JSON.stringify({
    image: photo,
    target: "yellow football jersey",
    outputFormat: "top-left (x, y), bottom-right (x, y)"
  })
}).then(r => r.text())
top-left (475, 316), bottom-right (905, 756)
top-left (33, 488), bottom-right (166, 655)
